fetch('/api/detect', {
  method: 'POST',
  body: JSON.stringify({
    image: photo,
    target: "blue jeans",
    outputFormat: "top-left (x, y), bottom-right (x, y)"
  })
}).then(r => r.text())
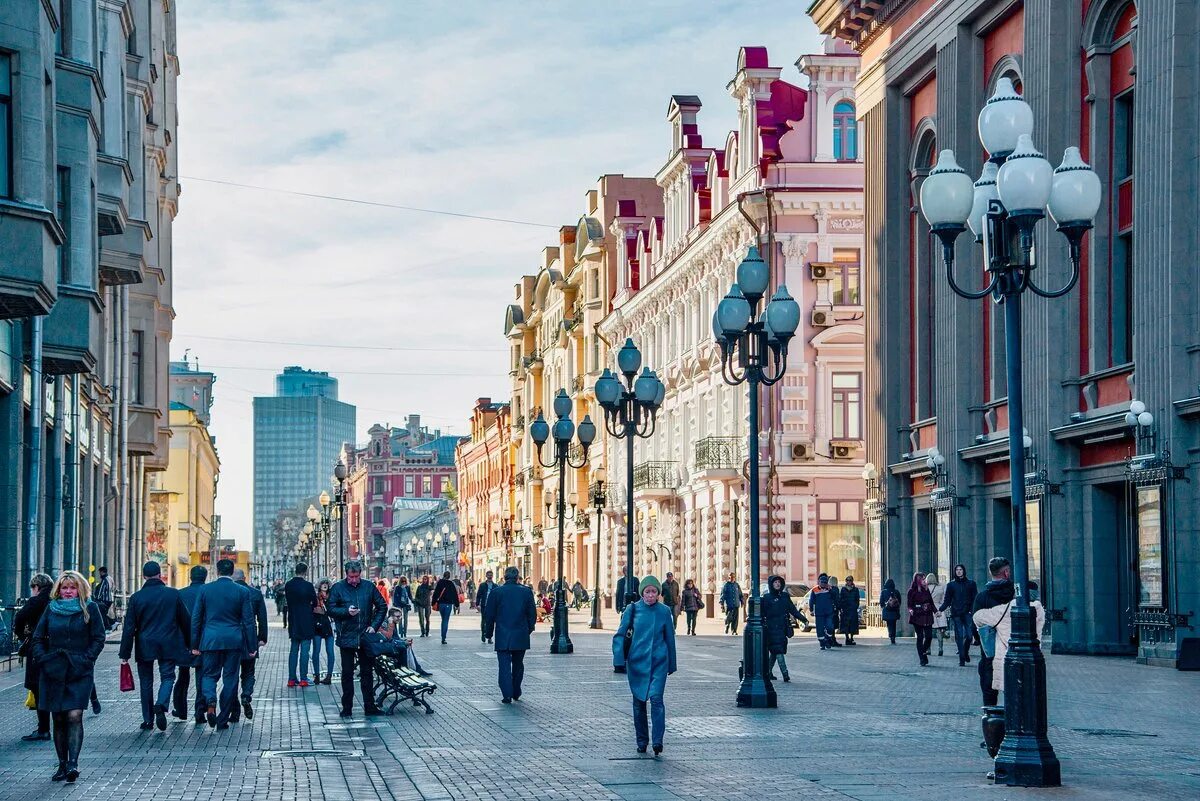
top-left (288, 638), bottom-right (311, 682)
top-left (815, 613), bottom-right (835, 646)
top-left (496, 649), bottom-right (526, 699)
top-left (136, 659), bottom-right (177, 722)
top-left (952, 614), bottom-right (974, 661)
top-left (397, 608), bottom-right (410, 638)
top-left (439, 603), bottom-right (454, 641)
top-left (632, 696), bottom-right (665, 748)
top-left (312, 635), bottom-right (335, 676)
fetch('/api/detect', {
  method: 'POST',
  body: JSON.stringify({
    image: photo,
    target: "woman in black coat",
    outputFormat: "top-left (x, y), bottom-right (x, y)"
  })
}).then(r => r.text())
top-left (680, 580), bottom-right (704, 635)
top-left (879, 578), bottom-right (901, 644)
top-left (838, 577), bottom-right (861, 645)
top-left (761, 576), bottom-right (805, 682)
top-left (30, 571), bottom-right (106, 783)
top-left (15, 573), bottom-right (54, 741)
top-left (906, 572), bottom-right (936, 667)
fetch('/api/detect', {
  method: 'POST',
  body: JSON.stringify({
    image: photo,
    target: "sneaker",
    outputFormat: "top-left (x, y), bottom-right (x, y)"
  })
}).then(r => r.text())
top-left (287, 679), bottom-right (297, 688)
top-left (299, 680), bottom-right (309, 687)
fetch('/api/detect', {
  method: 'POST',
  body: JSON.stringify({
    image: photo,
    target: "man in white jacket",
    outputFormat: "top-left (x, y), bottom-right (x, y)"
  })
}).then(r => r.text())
top-left (973, 581), bottom-right (1044, 696)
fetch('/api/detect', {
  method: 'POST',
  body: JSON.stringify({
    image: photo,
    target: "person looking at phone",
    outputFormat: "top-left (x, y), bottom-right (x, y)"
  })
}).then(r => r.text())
top-left (328, 560), bottom-right (387, 718)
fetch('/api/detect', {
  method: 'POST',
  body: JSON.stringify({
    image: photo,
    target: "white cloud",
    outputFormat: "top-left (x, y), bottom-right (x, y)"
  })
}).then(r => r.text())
top-left (173, 0), bottom-right (822, 549)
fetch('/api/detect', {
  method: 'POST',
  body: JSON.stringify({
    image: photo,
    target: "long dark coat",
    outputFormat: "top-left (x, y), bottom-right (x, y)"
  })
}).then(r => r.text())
top-left (907, 583), bottom-right (936, 627)
top-left (483, 579), bottom-right (537, 652)
top-left (284, 577), bottom-right (317, 641)
top-left (30, 601), bottom-right (106, 712)
top-left (762, 583), bottom-right (804, 655)
top-left (879, 583), bottom-right (902, 622)
top-left (14, 589), bottom-right (50, 691)
top-left (118, 578), bottom-right (191, 663)
top-left (838, 585), bottom-right (861, 635)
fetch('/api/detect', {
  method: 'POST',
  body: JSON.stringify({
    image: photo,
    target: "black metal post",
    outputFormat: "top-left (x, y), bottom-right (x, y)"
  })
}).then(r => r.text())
top-left (590, 488), bottom-right (604, 629)
top-left (624, 424), bottom-right (636, 608)
top-left (551, 454), bottom-right (572, 654)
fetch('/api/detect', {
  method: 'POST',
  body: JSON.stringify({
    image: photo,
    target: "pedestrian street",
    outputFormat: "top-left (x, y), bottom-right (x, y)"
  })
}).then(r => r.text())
top-left (1, 609), bottom-right (1196, 801)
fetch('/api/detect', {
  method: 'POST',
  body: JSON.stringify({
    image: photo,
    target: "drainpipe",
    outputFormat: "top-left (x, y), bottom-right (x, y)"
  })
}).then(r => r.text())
top-left (49, 376), bottom-right (65, 574)
top-left (65, 375), bottom-right (79, 570)
top-left (24, 317), bottom-right (45, 585)
top-left (117, 286), bottom-right (130, 597)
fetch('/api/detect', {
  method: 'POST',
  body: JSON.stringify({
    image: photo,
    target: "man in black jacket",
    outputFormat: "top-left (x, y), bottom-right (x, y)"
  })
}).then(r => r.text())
top-left (190, 559), bottom-right (257, 729)
top-left (483, 567), bottom-right (536, 703)
top-left (414, 575), bottom-right (433, 637)
top-left (230, 569), bottom-right (268, 722)
top-left (940, 563), bottom-right (980, 666)
top-left (972, 557), bottom-right (1014, 706)
top-left (284, 563), bottom-right (317, 686)
top-left (431, 571), bottom-right (460, 644)
top-left (474, 570), bottom-right (497, 643)
top-left (173, 566), bottom-right (208, 724)
top-left (328, 560), bottom-right (387, 717)
top-left (119, 561), bottom-right (191, 731)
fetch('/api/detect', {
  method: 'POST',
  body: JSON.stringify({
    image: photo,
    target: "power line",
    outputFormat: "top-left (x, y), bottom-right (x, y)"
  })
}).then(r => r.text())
top-left (180, 175), bottom-right (560, 229)
top-left (175, 332), bottom-right (507, 353)
top-left (203, 363), bottom-right (507, 378)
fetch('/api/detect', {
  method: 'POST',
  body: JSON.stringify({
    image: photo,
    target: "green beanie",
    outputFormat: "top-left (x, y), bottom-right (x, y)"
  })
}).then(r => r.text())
top-left (639, 575), bottom-right (661, 595)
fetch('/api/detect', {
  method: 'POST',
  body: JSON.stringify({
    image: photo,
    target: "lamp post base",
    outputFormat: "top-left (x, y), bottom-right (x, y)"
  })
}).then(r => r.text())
top-left (589, 599), bottom-right (603, 629)
top-left (550, 597), bottom-right (573, 654)
top-left (993, 607), bottom-right (1060, 787)
top-left (735, 603), bottom-right (776, 709)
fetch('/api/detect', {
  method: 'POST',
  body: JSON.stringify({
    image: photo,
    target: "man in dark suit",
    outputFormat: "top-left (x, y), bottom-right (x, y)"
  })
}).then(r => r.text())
top-left (230, 569), bottom-right (268, 722)
top-left (283, 563), bottom-right (317, 686)
top-left (190, 558), bottom-right (256, 730)
top-left (173, 565), bottom-right (208, 724)
top-left (474, 570), bottom-right (496, 644)
top-left (483, 566), bottom-right (537, 704)
top-left (119, 561), bottom-right (191, 731)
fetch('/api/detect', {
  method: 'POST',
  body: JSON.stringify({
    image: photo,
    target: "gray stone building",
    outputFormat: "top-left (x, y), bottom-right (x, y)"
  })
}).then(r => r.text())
top-left (807, 0), bottom-right (1198, 666)
top-left (0, 1), bottom-right (179, 604)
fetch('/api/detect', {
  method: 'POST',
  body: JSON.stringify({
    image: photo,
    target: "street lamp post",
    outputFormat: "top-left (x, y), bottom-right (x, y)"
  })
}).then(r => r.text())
top-left (530, 389), bottom-right (596, 655)
top-left (332, 463), bottom-right (347, 575)
top-left (595, 340), bottom-right (664, 609)
top-left (713, 244), bottom-right (801, 710)
top-left (918, 77), bottom-right (1100, 788)
top-left (588, 470), bottom-right (606, 629)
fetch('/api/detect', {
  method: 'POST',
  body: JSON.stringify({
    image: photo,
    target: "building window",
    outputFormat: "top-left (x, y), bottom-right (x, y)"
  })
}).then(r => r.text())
top-left (422, 476), bottom-right (432, 496)
top-left (910, 128), bottom-right (938, 420)
top-left (371, 507), bottom-right (383, 525)
top-left (833, 101), bottom-right (857, 161)
top-left (130, 330), bottom-right (144, 404)
top-left (831, 248), bottom-right (861, 305)
top-left (373, 476), bottom-right (386, 496)
top-left (441, 476), bottom-right (451, 494)
top-left (404, 475), bottom-right (414, 496)
top-left (818, 500), bottom-right (865, 581)
top-left (1, 54), bottom-right (12, 199)
top-left (57, 167), bottom-right (70, 282)
top-left (831, 372), bottom-right (862, 440)
top-left (1110, 88), bottom-right (1134, 366)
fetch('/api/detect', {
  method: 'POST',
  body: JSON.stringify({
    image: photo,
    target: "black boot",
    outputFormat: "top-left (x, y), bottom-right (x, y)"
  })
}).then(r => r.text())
top-left (64, 712), bottom-right (83, 782)
top-left (51, 717), bottom-right (68, 780)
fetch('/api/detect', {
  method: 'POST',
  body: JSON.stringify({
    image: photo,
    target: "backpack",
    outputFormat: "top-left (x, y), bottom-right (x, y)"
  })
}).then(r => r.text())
top-left (978, 603), bottom-right (1009, 658)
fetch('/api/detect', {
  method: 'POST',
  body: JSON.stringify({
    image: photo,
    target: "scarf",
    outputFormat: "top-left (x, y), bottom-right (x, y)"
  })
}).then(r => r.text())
top-left (50, 598), bottom-right (84, 616)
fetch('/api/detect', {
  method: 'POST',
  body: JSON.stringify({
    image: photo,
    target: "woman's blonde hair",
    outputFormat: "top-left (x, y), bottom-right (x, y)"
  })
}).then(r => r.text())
top-left (50, 570), bottom-right (92, 622)
top-left (925, 571), bottom-right (939, 585)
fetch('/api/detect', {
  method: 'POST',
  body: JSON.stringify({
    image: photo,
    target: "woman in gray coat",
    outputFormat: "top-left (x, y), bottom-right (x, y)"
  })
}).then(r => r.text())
top-left (612, 576), bottom-right (677, 755)
top-left (30, 570), bottom-right (106, 783)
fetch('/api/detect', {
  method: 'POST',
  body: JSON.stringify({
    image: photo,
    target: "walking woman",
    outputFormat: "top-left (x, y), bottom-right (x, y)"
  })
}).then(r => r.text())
top-left (612, 576), bottom-right (677, 755)
top-left (879, 578), bottom-right (901, 644)
top-left (29, 570), bottom-right (105, 782)
top-left (838, 576), bottom-right (861, 646)
top-left (16, 573), bottom-right (54, 741)
top-left (392, 576), bottom-right (414, 638)
top-left (927, 572), bottom-right (948, 656)
top-left (907, 572), bottom-right (936, 666)
top-left (762, 576), bottom-right (805, 682)
top-left (432, 571), bottom-right (460, 644)
top-left (680, 579), bottom-right (703, 635)
top-left (311, 579), bottom-right (336, 685)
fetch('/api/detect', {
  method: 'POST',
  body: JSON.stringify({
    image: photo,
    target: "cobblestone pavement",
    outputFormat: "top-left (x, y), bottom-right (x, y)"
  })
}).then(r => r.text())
top-left (1, 607), bottom-right (1196, 800)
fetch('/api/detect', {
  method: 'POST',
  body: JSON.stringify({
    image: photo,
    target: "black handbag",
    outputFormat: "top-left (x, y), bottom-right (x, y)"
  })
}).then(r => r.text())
top-left (622, 604), bottom-right (638, 660)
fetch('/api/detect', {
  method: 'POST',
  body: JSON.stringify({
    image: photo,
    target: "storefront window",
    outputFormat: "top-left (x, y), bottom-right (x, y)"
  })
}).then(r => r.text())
top-left (1136, 486), bottom-right (1163, 607)
top-left (819, 500), bottom-right (865, 581)
top-left (867, 517), bottom-right (882, 600)
top-left (1025, 499), bottom-right (1043, 591)
top-left (934, 509), bottom-right (951, 583)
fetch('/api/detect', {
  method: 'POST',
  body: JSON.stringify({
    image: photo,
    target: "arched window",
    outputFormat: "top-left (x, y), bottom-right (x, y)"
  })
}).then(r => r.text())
top-left (910, 124), bottom-right (938, 420)
top-left (833, 101), bottom-right (857, 161)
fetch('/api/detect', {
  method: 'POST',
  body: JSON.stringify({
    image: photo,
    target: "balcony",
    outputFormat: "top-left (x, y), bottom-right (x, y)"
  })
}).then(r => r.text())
top-left (521, 351), bottom-right (543, 371)
top-left (633, 461), bottom-right (680, 497)
top-left (0, 200), bottom-right (59, 318)
top-left (694, 436), bottom-right (742, 480)
top-left (514, 414), bottom-right (525, 431)
top-left (42, 286), bottom-right (103, 375)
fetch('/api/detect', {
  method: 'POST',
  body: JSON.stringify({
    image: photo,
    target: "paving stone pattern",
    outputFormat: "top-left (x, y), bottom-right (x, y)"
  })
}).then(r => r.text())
top-left (0, 608), bottom-right (1196, 800)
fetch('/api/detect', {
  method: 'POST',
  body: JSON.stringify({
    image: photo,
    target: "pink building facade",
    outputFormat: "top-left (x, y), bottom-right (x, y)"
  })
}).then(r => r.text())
top-left (597, 40), bottom-right (868, 600)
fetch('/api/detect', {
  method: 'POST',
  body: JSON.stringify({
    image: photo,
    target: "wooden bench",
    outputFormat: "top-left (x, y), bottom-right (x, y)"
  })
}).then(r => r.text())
top-left (372, 654), bottom-right (436, 715)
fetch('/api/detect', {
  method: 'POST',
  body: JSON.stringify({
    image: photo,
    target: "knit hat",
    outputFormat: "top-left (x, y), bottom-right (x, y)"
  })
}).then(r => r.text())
top-left (639, 575), bottom-right (661, 595)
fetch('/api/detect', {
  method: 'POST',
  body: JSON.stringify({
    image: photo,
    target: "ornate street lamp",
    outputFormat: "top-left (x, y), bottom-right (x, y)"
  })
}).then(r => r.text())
top-left (530, 389), bottom-right (596, 654)
top-left (919, 76), bottom-right (1100, 788)
top-left (588, 470), bottom-right (607, 629)
top-left (714, 245), bottom-right (801, 709)
top-left (595, 340), bottom-right (664, 608)
top-left (332, 462), bottom-right (348, 575)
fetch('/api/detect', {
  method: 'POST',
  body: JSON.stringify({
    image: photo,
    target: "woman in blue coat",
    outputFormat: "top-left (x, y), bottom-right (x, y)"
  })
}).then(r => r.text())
top-left (612, 576), bottom-right (677, 755)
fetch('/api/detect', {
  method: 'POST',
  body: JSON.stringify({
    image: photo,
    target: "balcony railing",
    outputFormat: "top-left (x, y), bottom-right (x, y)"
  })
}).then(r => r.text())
top-left (633, 461), bottom-right (680, 491)
top-left (695, 436), bottom-right (742, 471)
top-left (568, 442), bottom-right (585, 463)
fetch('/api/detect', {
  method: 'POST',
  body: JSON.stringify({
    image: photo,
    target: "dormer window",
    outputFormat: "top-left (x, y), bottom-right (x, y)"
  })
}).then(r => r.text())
top-left (833, 101), bottom-right (857, 161)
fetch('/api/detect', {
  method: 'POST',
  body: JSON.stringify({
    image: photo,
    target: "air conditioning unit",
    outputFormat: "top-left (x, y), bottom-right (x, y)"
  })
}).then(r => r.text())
top-left (832, 444), bottom-right (855, 459)
top-left (812, 309), bottom-right (833, 327)
top-left (809, 263), bottom-right (830, 280)
top-left (791, 442), bottom-right (813, 461)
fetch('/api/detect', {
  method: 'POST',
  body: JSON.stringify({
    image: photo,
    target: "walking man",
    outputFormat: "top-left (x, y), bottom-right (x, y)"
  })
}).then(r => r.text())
top-left (808, 573), bottom-right (837, 650)
top-left (230, 569), bottom-right (268, 721)
top-left (119, 561), bottom-right (191, 731)
top-left (432, 571), bottom-right (460, 644)
top-left (940, 563), bottom-right (979, 666)
top-left (328, 560), bottom-right (386, 718)
top-left (414, 575), bottom-right (433, 638)
top-left (661, 572), bottom-right (681, 631)
top-left (475, 570), bottom-right (497, 643)
top-left (284, 563), bottom-right (317, 687)
top-left (173, 566), bottom-right (208, 724)
top-left (720, 572), bottom-right (744, 635)
top-left (93, 567), bottom-right (114, 630)
top-left (190, 559), bottom-right (257, 730)
top-left (615, 572), bottom-right (640, 613)
top-left (483, 566), bottom-right (536, 704)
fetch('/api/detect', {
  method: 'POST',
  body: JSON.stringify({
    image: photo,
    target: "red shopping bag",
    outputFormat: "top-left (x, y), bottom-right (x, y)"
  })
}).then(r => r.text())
top-left (119, 662), bottom-right (135, 692)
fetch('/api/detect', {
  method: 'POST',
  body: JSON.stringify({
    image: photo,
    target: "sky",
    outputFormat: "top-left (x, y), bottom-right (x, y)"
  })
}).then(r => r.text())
top-left (172, 0), bottom-right (824, 550)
